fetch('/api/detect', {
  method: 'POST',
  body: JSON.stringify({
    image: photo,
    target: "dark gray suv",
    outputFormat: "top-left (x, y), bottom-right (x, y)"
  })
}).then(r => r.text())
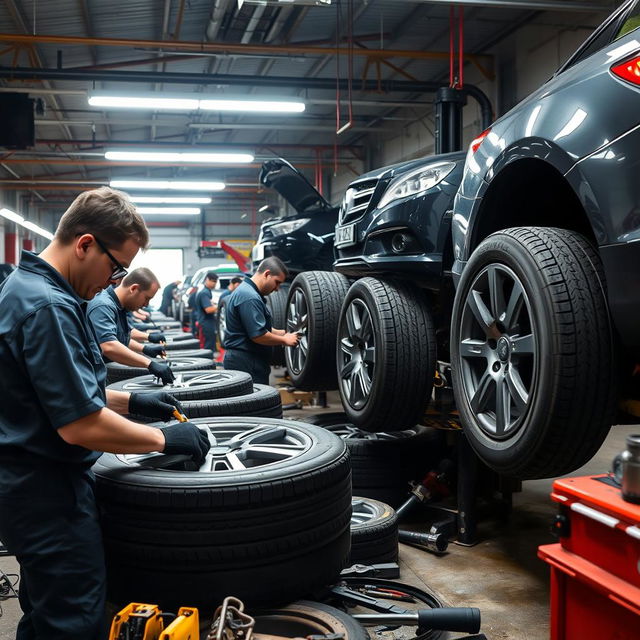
top-left (450, 0), bottom-right (640, 479)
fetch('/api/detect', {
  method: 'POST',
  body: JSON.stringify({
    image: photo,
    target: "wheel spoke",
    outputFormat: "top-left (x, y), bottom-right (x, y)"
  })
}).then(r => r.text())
top-left (346, 303), bottom-right (361, 337)
top-left (459, 338), bottom-right (490, 359)
top-left (505, 367), bottom-right (529, 411)
top-left (245, 445), bottom-right (301, 461)
top-left (358, 367), bottom-right (372, 396)
top-left (359, 310), bottom-right (373, 341)
top-left (511, 333), bottom-right (534, 356)
top-left (363, 346), bottom-right (376, 365)
top-left (495, 377), bottom-right (511, 436)
top-left (299, 338), bottom-right (308, 357)
top-left (468, 290), bottom-right (500, 339)
top-left (340, 359), bottom-right (357, 378)
top-left (503, 281), bottom-right (525, 332)
top-left (340, 337), bottom-right (353, 355)
top-left (470, 370), bottom-right (494, 413)
top-left (348, 368), bottom-right (360, 405)
top-left (488, 265), bottom-right (506, 322)
top-left (224, 451), bottom-right (247, 470)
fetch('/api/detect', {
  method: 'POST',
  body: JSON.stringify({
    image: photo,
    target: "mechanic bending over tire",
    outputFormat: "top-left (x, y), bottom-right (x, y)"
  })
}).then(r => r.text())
top-left (223, 256), bottom-right (299, 385)
top-left (196, 271), bottom-right (219, 352)
top-left (0, 187), bottom-right (210, 640)
top-left (87, 267), bottom-right (175, 385)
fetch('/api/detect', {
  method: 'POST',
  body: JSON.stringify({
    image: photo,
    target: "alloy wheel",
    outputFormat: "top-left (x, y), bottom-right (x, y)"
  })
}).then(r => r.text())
top-left (285, 287), bottom-right (309, 374)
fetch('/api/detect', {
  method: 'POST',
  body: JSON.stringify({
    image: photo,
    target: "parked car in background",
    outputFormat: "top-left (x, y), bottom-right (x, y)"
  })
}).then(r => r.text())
top-left (253, 158), bottom-right (338, 275)
top-left (449, 0), bottom-right (640, 480)
top-left (177, 264), bottom-right (245, 325)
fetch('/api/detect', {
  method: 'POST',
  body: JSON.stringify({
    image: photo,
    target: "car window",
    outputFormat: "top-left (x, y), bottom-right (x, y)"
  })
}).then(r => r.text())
top-left (561, 0), bottom-right (634, 71)
top-left (616, 0), bottom-right (640, 39)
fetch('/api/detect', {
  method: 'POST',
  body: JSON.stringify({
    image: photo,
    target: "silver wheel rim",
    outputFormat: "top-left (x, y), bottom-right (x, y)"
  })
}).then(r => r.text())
top-left (327, 422), bottom-right (418, 441)
top-left (285, 287), bottom-right (308, 374)
top-left (121, 371), bottom-right (233, 391)
top-left (351, 498), bottom-right (379, 526)
top-left (338, 299), bottom-right (375, 410)
top-left (458, 263), bottom-right (536, 439)
top-left (118, 422), bottom-right (312, 472)
top-left (219, 305), bottom-right (227, 344)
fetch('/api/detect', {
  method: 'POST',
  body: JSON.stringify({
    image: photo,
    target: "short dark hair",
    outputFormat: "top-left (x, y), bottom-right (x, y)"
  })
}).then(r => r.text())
top-left (205, 271), bottom-right (219, 282)
top-left (230, 277), bottom-right (242, 285)
top-left (122, 267), bottom-right (159, 291)
top-left (257, 256), bottom-right (288, 278)
top-left (55, 186), bottom-right (149, 250)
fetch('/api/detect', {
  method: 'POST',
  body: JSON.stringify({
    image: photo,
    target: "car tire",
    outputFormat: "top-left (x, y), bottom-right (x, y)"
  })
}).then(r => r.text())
top-left (286, 271), bottom-right (350, 390)
top-left (106, 357), bottom-right (215, 384)
top-left (451, 227), bottom-right (616, 479)
top-left (159, 348), bottom-right (213, 360)
top-left (94, 417), bottom-right (351, 609)
top-left (265, 282), bottom-right (290, 367)
top-left (301, 413), bottom-right (444, 507)
top-left (253, 601), bottom-right (369, 640)
top-left (350, 497), bottom-right (398, 565)
top-left (162, 338), bottom-right (201, 351)
top-left (107, 370), bottom-right (253, 401)
top-left (337, 277), bottom-right (436, 431)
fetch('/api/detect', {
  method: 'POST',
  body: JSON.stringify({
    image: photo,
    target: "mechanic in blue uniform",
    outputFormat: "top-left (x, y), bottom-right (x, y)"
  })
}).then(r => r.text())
top-left (218, 276), bottom-right (242, 305)
top-left (87, 267), bottom-right (174, 383)
top-left (0, 187), bottom-right (210, 640)
top-left (223, 257), bottom-right (299, 384)
top-left (196, 271), bottom-right (219, 352)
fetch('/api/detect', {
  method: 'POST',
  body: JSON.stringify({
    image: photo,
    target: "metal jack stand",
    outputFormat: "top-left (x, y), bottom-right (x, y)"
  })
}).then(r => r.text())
top-left (313, 391), bottom-right (328, 408)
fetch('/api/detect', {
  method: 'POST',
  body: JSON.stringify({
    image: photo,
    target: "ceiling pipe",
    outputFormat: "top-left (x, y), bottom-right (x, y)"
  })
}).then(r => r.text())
top-left (0, 66), bottom-right (493, 129)
top-left (241, 4), bottom-right (267, 44)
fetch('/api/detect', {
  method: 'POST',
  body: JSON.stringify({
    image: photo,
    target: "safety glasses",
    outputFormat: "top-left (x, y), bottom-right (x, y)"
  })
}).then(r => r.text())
top-left (93, 235), bottom-right (128, 280)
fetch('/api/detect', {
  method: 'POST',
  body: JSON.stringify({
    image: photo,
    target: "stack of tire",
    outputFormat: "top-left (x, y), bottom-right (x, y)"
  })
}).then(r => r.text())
top-left (94, 417), bottom-right (352, 609)
top-left (107, 369), bottom-right (283, 420)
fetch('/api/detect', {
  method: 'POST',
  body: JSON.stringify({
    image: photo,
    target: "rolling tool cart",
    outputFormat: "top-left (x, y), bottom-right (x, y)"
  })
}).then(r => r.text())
top-left (539, 475), bottom-right (640, 639)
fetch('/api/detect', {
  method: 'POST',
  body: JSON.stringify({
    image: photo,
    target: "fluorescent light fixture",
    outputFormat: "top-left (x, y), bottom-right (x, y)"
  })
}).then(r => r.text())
top-left (135, 207), bottom-right (201, 215)
top-left (199, 99), bottom-right (305, 113)
top-left (105, 150), bottom-right (254, 163)
top-left (0, 208), bottom-right (54, 240)
top-left (129, 196), bottom-right (212, 204)
top-left (110, 180), bottom-right (225, 191)
top-left (89, 93), bottom-right (305, 114)
top-left (89, 95), bottom-right (199, 110)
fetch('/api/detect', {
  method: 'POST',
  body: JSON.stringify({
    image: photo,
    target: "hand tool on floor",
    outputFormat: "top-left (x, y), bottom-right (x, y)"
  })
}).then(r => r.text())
top-left (340, 562), bottom-right (400, 578)
top-left (352, 607), bottom-right (480, 634)
top-left (399, 529), bottom-right (449, 554)
top-left (396, 462), bottom-right (453, 522)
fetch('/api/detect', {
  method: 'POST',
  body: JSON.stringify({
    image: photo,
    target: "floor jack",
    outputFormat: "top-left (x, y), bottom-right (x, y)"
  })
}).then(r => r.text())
top-left (108, 602), bottom-right (199, 640)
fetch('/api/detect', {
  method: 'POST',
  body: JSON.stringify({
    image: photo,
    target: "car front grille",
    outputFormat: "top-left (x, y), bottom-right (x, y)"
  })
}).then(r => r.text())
top-left (339, 179), bottom-right (378, 225)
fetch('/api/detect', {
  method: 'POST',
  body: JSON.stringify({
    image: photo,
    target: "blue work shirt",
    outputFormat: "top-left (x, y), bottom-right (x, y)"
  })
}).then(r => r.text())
top-left (223, 277), bottom-right (272, 360)
top-left (196, 287), bottom-right (217, 327)
top-left (0, 251), bottom-right (106, 465)
top-left (86, 286), bottom-right (131, 362)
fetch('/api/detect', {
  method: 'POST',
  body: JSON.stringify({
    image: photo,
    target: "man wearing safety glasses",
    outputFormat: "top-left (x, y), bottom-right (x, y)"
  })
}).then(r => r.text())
top-left (0, 187), bottom-right (209, 640)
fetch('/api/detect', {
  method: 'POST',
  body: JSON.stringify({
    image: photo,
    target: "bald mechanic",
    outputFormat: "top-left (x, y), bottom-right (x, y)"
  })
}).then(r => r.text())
top-left (0, 187), bottom-right (210, 640)
top-left (87, 267), bottom-right (174, 384)
top-left (223, 257), bottom-right (299, 384)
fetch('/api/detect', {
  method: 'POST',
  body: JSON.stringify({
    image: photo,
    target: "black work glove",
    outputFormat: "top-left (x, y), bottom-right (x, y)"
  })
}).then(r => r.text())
top-left (148, 332), bottom-right (166, 344)
top-left (147, 360), bottom-right (175, 385)
top-left (143, 344), bottom-right (166, 358)
top-left (129, 391), bottom-right (184, 421)
top-left (162, 422), bottom-right (210, 466)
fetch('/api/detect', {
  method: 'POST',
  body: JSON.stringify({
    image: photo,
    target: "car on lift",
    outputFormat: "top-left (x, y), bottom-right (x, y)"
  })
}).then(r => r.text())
top-left (252, 158), bottom-right (338, 275)
top-left (282, 150), bottom-right (467, 421)
top-left (448, 0), bottom-right (640, 480)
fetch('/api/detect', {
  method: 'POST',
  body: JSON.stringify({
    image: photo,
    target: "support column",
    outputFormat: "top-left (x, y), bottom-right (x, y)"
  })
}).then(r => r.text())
top-left (4, 232), bottom-right (18, 265)
top-left (434, 87), bottom-right (467, 154)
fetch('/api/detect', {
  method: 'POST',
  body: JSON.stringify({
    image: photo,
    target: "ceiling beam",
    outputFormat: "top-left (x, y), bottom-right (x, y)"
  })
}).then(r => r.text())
top-left (406, 0), bottom-right (609, 10)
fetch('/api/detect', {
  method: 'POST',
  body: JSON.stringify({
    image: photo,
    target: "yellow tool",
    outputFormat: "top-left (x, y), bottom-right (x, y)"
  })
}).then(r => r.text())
top-left (160, 607), bottom-right (199, 639)
top-left (172, 408), bottom-right (188, 423)
top-left (108, 603), bottom-right (164, 640)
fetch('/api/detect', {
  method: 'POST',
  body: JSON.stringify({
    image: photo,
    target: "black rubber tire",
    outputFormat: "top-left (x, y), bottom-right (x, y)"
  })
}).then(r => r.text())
top-left (162, 338), bottom-right (201, 351)
top-left (107, 370), bottom-right (253, 401)
top-left (217, 297), bottom-right (229, 348)
top-left (106, 357), bottom-right (215, 384)
top-left (336, 277), bottom-right (436, 431)
top-left (267, 283), bottom-right (290, 367)
top-left (93, 417), bottom-right (352, 609)
top-left (350, 497), bottom-right (398, 566)
top-left (253, 601), bottom-right (369, 639)
top-left (149, 320), bottom-right (181, 330)
top-left (451, 227), bottom-right (616, 479)
top-left (286, 271), bottom-right (350, 390)
top-left (160, 332), bottom-right (194, 342)
top-left (301, 413), bottom-right (444, 507)
top-left (158, 348), bottom-right (214, 360)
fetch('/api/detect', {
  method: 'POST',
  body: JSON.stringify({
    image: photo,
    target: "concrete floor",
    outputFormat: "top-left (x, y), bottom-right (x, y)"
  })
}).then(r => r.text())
top-left (0, 396), bottom-right (634, 639)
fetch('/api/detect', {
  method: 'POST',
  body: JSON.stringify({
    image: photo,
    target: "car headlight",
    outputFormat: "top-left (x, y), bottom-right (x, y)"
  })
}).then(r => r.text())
top-left (377, 161), bottom-right (456, 210)
top-left (268, 218), bottom-right (310, 237)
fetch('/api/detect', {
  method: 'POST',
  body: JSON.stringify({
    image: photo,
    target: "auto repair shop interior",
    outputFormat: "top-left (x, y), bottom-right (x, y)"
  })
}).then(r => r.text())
top-left (1, 0), bottom-right (640, 639)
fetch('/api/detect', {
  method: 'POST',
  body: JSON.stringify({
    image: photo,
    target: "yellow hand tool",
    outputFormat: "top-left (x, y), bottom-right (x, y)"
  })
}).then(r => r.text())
top-left (172, 408), bottom-right (188, 423)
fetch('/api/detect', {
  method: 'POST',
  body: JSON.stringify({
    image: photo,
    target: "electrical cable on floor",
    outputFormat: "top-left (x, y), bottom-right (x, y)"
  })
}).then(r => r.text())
top-left (0, 568), bottom-right (19, 619)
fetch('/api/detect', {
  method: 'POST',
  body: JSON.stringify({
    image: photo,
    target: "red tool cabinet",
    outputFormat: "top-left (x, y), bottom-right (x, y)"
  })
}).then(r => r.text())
top-left (538, 475), bottom-right (640, 639)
